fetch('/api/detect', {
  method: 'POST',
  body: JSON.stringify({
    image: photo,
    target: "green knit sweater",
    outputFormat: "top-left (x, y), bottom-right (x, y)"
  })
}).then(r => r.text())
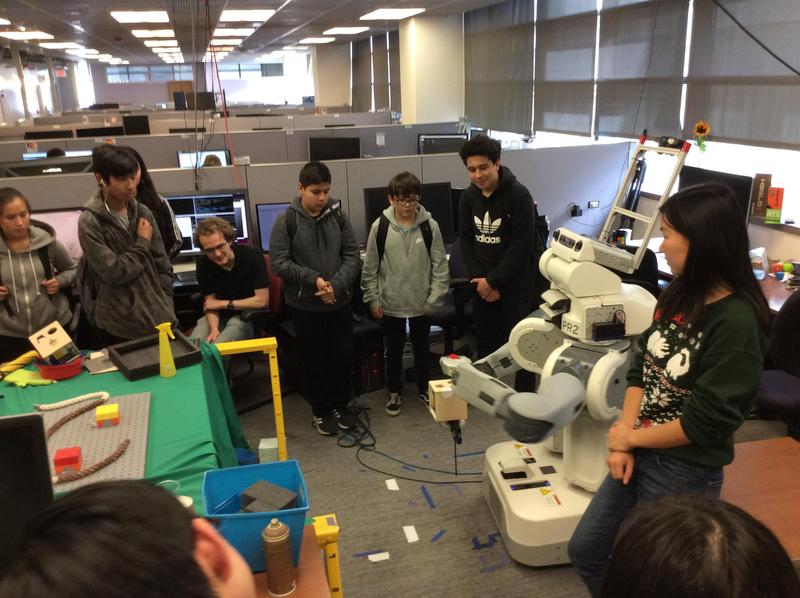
top-left (627, 294), bottom-right (766, 468)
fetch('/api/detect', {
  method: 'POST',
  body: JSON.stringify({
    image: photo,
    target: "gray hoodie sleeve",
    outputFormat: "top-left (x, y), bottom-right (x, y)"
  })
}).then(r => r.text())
top-left (329, 216), bottom-right (361, 301)
top-left (143, 208), bottom-right (175, 295)
top-left (425, 221), bottom-right (450, 311)
top-left (51, 240), bottom-right (77, 288)
top-left (269, 211), bottom-right (319, 289)
top-left (359, 219), bottom-right (381, 308)
top-left (78, 212), bottom-right (154, 285)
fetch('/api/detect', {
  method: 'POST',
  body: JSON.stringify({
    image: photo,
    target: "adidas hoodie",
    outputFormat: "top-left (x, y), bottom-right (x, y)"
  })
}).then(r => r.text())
top-left (458, 165), bottom-right (537, 294)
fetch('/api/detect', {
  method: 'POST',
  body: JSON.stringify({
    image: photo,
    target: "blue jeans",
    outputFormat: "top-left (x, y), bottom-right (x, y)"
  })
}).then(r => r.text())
top-left (567, 450), bottom-right (723, 597)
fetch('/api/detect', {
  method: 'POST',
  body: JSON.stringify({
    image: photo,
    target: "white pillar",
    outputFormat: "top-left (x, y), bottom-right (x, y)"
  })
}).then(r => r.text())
top-left (11, 49), bottom-right (30, 120)
top-left (312, 44), bottom-right (351, 109)
top-left (46, 56), bottom-right (62, 114)
top-left (399, 15), bottom-right (464, 124)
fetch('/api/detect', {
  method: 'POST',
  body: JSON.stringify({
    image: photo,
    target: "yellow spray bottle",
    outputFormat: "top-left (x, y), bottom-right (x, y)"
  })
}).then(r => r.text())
top-left (155, 322), bottom-right (176, 378)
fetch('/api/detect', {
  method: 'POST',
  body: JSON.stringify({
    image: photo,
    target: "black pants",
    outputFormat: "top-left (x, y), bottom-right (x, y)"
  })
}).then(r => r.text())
top-left (473, 288), bottom-right (536, 392)
top-left (290, 304), bottom-right (354, 417)
top-left (382, 314), bottom-right (431, 394)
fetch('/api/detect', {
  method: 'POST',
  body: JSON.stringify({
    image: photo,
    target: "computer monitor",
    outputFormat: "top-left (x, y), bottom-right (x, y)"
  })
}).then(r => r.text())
top-left (0, 413), bottom-right (53, 572)
top-left (0, 156), bottom-right (93, 177)
top-left (678, 165), bottom-right (754, 225)
top-left (22, 150), bottom-right (92, 161)
top-left (451, 188), bottom-right (464, 235)
top-left (256, 203), bottom-right (291, 251)
top-left (24, 129), bottom-right (74, 140)
top-left (177, 149), bottom-right (231, 169)
top-left (164, 189), bottom-right (250, 258)
top-left (173, 91), bottom-right (187, 110)
top-left (308, 137), bottom-right (361, 161)
top-left (362, 182), bottom-right (455, 242)
top-left (122, 114), bottom-right (151, 136)
top-left (363, 186), bottom-right (390, 232)
top-left (75, 126), bottom-right (125, 138)
top-left (33, 209), bottom-right (83, 260)
top-left (186, 92), bottom-right (216, 111)
top-left (418, 133), bottom-right (468, 155)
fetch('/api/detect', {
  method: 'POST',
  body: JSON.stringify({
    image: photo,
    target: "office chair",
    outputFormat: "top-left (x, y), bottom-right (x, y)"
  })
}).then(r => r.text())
top-left (752, 289), bottom-right (800, 439)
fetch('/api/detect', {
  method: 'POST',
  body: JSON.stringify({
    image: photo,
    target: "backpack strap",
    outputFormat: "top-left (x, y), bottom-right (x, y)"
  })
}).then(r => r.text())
top-left (376, 216), bottom-right (433, 267)
top-left (419, 220), bottom-right (433, 257)
top-left (38, 246), bottom-right (54, 280)
top-left (286, 202), bottom-right (346, 242)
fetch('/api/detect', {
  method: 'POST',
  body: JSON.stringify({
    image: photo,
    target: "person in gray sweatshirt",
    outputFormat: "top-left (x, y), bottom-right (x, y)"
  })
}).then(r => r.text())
top-left (0, 188), bottom-right (77, 362)
top-left (76, 144), bottom-right (176, 347)
top-left (361, 172), bottom-right (449, 416)
top-left (270, 161), bottom-right (361, 436)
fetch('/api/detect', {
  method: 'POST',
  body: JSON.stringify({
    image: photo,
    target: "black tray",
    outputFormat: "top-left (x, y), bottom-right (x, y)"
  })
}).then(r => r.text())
top-left (107, 330), bottom-right (201, 381)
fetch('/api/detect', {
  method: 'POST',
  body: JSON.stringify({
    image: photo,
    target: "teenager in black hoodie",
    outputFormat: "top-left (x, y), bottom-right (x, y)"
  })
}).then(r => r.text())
top-left (458, 135), bottom-right (539, 389)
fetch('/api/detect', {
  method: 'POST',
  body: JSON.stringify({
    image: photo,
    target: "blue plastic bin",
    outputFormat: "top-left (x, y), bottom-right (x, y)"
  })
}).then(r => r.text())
top-left (202, 460), bottom-right (309, 572)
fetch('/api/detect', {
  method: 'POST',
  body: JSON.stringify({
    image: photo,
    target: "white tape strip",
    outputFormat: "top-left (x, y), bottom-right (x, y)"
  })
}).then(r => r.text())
top-left (367, 552), bottom-right (391, 562)
top-left (403, 525), bottom-right (419, 543)
top-left (385, 479), bottom-right (399, 491)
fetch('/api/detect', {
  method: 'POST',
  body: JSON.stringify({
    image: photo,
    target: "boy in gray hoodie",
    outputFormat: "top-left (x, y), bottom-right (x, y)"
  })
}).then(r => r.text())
top-left (361, 172), bottom-right (449, 416)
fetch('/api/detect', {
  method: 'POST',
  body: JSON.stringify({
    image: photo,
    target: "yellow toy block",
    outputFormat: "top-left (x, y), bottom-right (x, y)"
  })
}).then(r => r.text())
top-left (428, 380), bottom-right (468, 422)
top-left (95, 403), bottom-right (120, 428)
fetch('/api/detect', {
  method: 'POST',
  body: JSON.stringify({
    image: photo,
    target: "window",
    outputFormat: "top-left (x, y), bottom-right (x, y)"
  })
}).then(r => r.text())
top-left (128, 66), bottom-right (148, 83)
top-left (105, 65), bottom-right (194, 83)
top-left (240, 63), bottom-right (262, 79)
top-left (150, 65), bottom-right (176, 81)
top-left (106, 66), bottom-right (128, 83)
top-left (261, 63), bottom-right (284, 77)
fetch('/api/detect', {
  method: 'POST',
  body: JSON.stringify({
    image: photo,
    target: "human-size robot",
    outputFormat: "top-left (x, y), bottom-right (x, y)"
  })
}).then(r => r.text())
top-left (440, 137), bottom-right (689, 566)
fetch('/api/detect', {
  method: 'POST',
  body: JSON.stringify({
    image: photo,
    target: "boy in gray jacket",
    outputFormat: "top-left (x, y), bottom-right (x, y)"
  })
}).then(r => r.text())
top-left (270, 162), bottom-right (361, 436)
top-left (361, 172), bottom-right (449, 416)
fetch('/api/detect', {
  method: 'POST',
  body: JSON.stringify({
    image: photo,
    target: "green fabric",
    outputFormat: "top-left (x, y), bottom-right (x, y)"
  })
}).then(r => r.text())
top-left (0, 350), bottom-right (247, 511)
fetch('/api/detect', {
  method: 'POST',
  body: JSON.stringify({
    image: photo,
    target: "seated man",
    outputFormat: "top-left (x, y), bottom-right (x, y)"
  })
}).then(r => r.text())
top-left (0, 480), bottom-right (256, 598)
top-left (190, 217), bottom-right (268, 343)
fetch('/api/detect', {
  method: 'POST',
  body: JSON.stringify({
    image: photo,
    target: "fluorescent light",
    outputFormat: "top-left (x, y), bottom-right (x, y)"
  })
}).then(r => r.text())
top-left (65, 48), bottom-right (99, 56)
top-left (110, 11), bottom-right (168, 23)
top-left (0, 18), bottom-right (10, 26)
top-left (131, 29), bottom-right (174, 38)
top-left (144, 39), bottom-right (177, 47)
top-left (299, 37), bottom-right (336, 44)
top-left (39, 42), bottom-right (84, 49)
top-left (154, 48), bottom-right (182, 54)
top-left (323, 27), bottom-right (369, 35)
top-left (95, 54), bottom-right (113, 60)
top-left (213, 28), bottom-right (254, 37)
top-left (283, 45), bottom-right (308, 51)
top-left (360, 8), bottom-right (425, 20)
top-left (210, 38), bottom-right (243, 46)
top-left (0, 31), bottom-right (54, 40)
top-left (207, 45), bottom-right (235, 52)
top-left (220, 10), bottom-right (275, 22)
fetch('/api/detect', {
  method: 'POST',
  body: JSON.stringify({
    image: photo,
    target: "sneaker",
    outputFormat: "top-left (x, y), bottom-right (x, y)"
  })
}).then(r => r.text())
top-left (385, 393), bottom-right (402, 416)
top-left (418, 392), bottom-right (430, 408)
top-left (333, 407), bottom-right (360, 430)
top-left (312, 414), bottom-right (339, 436)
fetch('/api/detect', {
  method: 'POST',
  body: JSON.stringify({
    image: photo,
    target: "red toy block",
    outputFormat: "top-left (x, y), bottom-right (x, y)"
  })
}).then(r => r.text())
top-left (54, 446), bottom-right (82, 474)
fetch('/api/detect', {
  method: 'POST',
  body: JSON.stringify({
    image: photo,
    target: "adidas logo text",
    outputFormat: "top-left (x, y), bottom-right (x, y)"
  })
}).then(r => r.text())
top-left (475, 233), bottom-right (501, 244)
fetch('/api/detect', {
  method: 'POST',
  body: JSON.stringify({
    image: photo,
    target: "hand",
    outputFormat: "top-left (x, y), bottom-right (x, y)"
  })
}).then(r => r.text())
top-left (315, 277), bottom-right (335, 304)
top-left (41, 278), bottom-right (60, 295)
top-left (471, 277), bottom-right (497, 301)
top-left (608, 421), bottom-right (635, 452)
top-left (205, 328), bottom-right (220, 342)
top-left (370, 305), bottom-right (384, 319)
top-left (0, 285), bottom-right (7, 300)
top-left (485, 288), bottom-right (500, 303)
top-left (137, 218), bottom-right (153, 241)
top-left (607, 451), bottom-right (635, 484)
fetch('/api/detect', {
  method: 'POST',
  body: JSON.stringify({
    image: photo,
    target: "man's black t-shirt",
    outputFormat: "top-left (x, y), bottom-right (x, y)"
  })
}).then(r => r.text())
top-left (196, 244), bottom-right (268, 314)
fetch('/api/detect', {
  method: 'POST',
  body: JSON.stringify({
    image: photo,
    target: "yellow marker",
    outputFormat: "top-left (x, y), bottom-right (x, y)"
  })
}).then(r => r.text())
top-left (155, 322), bottom-right (176, 377)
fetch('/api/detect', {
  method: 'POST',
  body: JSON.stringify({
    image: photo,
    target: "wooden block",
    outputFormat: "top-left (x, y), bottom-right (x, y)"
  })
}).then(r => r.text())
top-left (427, 380), bottom-right (468, 423)
top-left (28, 321), bottom-right (78, 362)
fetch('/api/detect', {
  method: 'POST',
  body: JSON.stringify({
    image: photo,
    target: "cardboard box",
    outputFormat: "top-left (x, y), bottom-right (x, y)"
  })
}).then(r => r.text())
top-left (750, 174), bottom-right (772, 218)
top-left (28, 321), bottom-right (79, 365)
top-left (765, 186), bottom-right (784, 224)
top-left (427, 379), bottom-right (468, 422)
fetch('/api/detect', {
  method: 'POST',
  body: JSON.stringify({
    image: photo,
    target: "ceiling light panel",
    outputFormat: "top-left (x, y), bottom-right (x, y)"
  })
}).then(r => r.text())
top-left (213, 28), bottom-right (255, 37)
top-left (323, 27), bottom-right (369, 35)
top-left (299, 37), bottom-right (336, 44)
top-left (0, 19), bottom-right (10, 26)
top-left (40, 42), bottom-right (84, 49)
top-left (131, 29), bottom-right (175, 38)
top-left (210, 38), bottom-right (243, 45)
top-left (0, 31), bottom-right (54, 40)
top-left (144, 39), bottom-right (178, 47)
top-left (219, 10), bottom-right (275, 22)
top-left (110, 11), bottom-right (169, 23)
top-left (360, 9), bottom-right (426, 20)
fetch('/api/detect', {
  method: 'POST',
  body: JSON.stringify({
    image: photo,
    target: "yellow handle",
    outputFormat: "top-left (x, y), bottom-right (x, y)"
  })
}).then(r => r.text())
top-left (155, 322), bottom-right (176, 377)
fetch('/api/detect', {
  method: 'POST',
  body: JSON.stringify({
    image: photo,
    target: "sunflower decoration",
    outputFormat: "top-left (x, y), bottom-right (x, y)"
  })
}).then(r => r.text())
top-left (693, 120), bottom-right (711, 152)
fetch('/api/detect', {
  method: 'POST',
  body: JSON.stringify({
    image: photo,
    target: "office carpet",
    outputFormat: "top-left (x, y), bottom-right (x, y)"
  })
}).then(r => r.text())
top-left (231, 355), bottom-right (787, 598)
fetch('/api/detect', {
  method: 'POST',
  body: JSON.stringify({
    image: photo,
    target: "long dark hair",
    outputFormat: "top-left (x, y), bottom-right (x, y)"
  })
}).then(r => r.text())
top-left (656, 184), bottom-right (770, 330)
top-left (122, 146), bottom-right (160, 213)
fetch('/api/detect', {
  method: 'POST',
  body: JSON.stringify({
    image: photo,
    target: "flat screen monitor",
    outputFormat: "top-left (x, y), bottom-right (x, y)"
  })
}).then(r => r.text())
top-left (0, 413), bottom-right (53, 573)
top-left (75, 126), bottom-right (125, 138)
top-left (362, 182), bottom-right (455, 242)
top-left (451, 188), bottom-right (464, 235)
top-left (173, 91), bottom-right (187, 110)
top-left (418, 133), bottom-right (468, 155)
top-left (0, 156), bottom-right (93, 177)
top-left (363, 186), bottom-right (390, 233)
top-left (256, 203), bottom-right (291, 251)
top-left (22, 150), bottom-right (92, 161)
top-left (308, 137), bottom-right (361, 161)
top-left (678, 166), bottom-right (754, 225)
top-left (33, 209), bottom-right (83, 260)
top-left (165, 189), bottom-right (250, 258)
top-left (186, 92), bottom-right (216, 111)
top-left (122, 114), bottom-right (151, 135)
top-left (177, 149), bottom-right (231, 169)
top-left (24, 129), bottom-right (74, 140)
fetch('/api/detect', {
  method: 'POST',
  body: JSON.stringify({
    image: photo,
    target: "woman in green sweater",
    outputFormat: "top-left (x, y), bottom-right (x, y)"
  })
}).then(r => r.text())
top-left (568, 184), bottom-right (771, 597)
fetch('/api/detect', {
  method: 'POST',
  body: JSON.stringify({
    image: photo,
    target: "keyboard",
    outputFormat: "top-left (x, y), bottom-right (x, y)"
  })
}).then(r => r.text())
top-left (175, 270), bottom-right (197, 284)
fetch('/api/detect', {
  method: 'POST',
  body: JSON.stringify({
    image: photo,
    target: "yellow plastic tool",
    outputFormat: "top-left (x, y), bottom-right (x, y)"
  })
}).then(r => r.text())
top-left (155, 322), bottom-right (176, 377)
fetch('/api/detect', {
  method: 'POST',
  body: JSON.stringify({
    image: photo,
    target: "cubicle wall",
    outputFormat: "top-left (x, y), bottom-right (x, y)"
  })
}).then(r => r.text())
top-left (1, 143), bottom-right (633, 250)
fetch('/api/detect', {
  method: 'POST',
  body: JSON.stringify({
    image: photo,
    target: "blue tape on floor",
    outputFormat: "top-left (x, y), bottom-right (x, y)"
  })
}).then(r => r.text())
top-left (402, 465), bottom-right (416, 472)
top-left (431, 529), bottom-right (446, 543)
top-left (353, 549), bottom-right (387, 558)
top-left (420, 484), bottom-right (436, 508)
top-left (456, 450), bottom-right (485, 459)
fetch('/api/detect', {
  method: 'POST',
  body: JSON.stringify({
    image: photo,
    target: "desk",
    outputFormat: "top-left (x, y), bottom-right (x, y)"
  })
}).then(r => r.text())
top-left (721, 437), bottom-right (800, 563)
top-left (0, 345), bottom-right (248, 508)
top-left (254, 526), bottom-right (332, 598)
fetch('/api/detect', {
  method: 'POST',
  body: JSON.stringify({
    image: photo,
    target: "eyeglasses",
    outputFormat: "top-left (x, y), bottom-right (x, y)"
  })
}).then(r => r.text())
top-left (392, 195), bottom-right (420, 206)
top-left (201, 241), bottom-right (229, 255)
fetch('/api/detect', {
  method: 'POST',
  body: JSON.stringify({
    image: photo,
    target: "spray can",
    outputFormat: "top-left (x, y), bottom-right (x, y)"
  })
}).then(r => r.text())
top-left (262, 518), bottom-right (295, 596)
top-left (155, 322), bottom-right (176, 378)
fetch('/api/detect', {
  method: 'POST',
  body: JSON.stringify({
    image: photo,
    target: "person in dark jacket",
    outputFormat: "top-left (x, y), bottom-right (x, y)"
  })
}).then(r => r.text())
top-left (77, 144), bottom-right (176, 347)
top-left (269, 161), bottom-right (361, 436)
top-left (458, 134), bottom-right (539, 389)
